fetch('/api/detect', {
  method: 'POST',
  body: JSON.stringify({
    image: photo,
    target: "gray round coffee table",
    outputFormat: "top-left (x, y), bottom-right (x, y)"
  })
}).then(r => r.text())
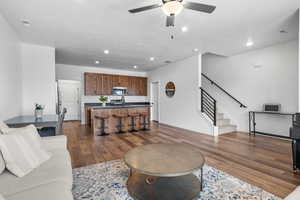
top-left (124, 143), bottom-right (205, 200)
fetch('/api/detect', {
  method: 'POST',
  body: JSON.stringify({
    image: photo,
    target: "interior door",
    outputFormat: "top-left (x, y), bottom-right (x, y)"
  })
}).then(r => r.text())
top-left (151, 82), bottom-right (159, 122)
top-left (58, 81), bottom-right (80, 121)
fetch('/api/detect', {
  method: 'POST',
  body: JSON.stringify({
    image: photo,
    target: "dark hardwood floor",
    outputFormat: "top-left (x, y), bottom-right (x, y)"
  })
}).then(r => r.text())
top-left (64, 121), bottom-right (300, 198)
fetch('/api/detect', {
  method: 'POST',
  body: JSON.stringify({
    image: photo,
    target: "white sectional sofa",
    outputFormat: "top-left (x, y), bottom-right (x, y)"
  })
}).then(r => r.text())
top-left (285, 186), bottom-right (300, 200)
top-left (0, 135), bottom-right (73, 200)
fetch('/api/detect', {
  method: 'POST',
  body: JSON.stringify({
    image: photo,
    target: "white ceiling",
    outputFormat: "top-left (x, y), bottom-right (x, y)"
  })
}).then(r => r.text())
top-left (0, 0), bottom-right (299, 71)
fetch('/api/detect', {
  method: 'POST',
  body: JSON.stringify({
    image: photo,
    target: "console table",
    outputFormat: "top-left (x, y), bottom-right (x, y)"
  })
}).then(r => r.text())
top-left (5, 115), bottom-right (58, 137)
top-left (249, 111), bottom-right (295, 139)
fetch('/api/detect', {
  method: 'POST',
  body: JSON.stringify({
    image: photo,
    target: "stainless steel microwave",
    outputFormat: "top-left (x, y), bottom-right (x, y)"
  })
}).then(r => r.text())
top-left (112, 87), bottom-right (128, 96)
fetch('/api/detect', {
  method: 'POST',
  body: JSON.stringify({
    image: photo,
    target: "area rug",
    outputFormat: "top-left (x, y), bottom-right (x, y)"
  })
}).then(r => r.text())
top-left (72, 159), bottom-right (281, 200)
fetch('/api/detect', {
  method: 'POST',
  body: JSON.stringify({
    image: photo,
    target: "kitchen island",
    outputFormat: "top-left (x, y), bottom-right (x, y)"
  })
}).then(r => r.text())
top-left (85, 102), bottom-right (151, 135)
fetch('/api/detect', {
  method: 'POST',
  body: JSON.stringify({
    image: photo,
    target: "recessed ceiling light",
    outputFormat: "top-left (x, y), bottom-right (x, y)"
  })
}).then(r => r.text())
top-left (95, 60), bottom-right (100, 64)
top-left (246, 39), bottom-right (254, 47)
top-left (104, 50), bottom-right (109, 54)
top-left (133, 65), bottom-right (138, 69)
top-left (150, 57), bottom-right (155, 61)
top-left (181, 26), bottom-right (188, 32)
top-left (21, 20), bottom-right (30, 27)
top-left (193, 48), bottom-right (199, 52)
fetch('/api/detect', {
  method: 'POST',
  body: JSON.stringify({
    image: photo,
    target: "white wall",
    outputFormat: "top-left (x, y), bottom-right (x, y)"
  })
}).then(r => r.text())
top-left (0, 14), bottom-right (22, 120)
top-left (202, 40), bottom-right (299, 137)
top-left (148, 55), bottom-right (213, 134)
top-left (21, 43), bottom-right (56, 115)
top-left (56, 64), bottom-right (149, 123)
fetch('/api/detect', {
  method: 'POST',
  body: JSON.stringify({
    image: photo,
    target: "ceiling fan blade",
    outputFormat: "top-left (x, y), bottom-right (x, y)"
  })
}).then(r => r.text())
top-left (166, 14), bottom-right (175, 27)
top-left (184, 2), bottom-right (216, 13)
top-left (128, 4), bottom-right (161, 13)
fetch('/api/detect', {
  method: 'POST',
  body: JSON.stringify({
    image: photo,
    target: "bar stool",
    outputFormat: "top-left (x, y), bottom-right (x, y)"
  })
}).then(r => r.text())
top-left (113, 113), bottom-right (128, 134)
top-left (128, 113), bottom-right (140, 133)
top-left (139, 112), bottom-right (150, 131)
top-left (95, 115), bottom-right (110, 136)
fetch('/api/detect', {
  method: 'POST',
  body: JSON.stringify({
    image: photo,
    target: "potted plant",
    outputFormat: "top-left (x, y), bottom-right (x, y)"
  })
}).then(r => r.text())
top-left (34, 103), bottom-right (45, 119)
top-left (99, 96), bottom-right (108, 106)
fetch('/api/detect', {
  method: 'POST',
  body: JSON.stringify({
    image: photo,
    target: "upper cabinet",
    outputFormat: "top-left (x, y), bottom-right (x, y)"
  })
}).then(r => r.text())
top-left (84, 73), bottom-right (98, 96)
top-left (128, 76), bottom-right (147, 96)
top-left (102, 74), bottom-right (113, 95)
top-left (84, 72), bottom-right (147, 96)
top-left (119, 75), bottom-right (129, 88)
top-left (140, 77), bottom-right (147, 96)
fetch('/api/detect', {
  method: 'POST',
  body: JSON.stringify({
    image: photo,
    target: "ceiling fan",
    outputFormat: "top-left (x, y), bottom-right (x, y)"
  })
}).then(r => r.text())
top-left (128, 0), bottom-right (216, 27)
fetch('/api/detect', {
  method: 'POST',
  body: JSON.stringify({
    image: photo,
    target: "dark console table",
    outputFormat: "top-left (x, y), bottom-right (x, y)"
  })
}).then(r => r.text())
top-left (249, 111), bottom-right (295, 139)
top-left (5, 115), bottom-right (58, 137)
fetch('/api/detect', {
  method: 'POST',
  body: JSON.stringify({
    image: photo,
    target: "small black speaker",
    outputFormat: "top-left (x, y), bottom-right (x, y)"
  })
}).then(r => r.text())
top-left (263, 104), bottom-right (281, 112)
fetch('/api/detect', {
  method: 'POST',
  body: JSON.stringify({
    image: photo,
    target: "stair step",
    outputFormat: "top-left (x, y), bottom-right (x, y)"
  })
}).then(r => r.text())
top-left (218, 125), bottom-right (237, 135)
top-left (217, 119), bottom-right (230, 126)
top-left (216, 113), bottom-right (224, 120)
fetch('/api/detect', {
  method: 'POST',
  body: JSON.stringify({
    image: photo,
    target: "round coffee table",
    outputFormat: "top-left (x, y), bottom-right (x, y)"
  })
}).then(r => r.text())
top-left (124, 144), bottom-right (205, 200)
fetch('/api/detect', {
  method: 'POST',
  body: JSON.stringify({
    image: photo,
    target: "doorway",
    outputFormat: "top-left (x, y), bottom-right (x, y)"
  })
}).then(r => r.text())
top-left (151, 81), bottom-right (160, 122)
top-left (57, 80), bottom-right (81, 121)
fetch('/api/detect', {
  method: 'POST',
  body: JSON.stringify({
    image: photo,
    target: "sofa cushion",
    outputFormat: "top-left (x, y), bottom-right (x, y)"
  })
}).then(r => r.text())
top-left (0, 149), bottom-right (72, 196)
top-left (0, 152), bottom-right (5, 175)
top-left (0, 121), bottom-right (9, 134)
top-left (41, 135), bottom-right (67, 151)
top-left (2, 125), bottom-right (42, 149)
top-left (285, 186), bottom-right (300, 200)
top-left (5, 182), bottom-right (73, 200)
top-left (0, 131), bottom-right (51, 177)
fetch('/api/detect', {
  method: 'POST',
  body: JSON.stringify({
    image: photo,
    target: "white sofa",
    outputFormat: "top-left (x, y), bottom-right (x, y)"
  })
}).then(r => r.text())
top-left (285, 186), bottom-right (300, 200)
top-left (0, 135), bottom-right (73, 200)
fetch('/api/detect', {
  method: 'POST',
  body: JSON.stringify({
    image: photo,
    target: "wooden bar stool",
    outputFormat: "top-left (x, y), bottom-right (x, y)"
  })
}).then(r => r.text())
top-left (95, 115), bottom-right (110, 136)
top-left (139, 112), bottom-right (150, 131)
top-left (113, 113), bottom-right (128, 134)
top-left (128, 113), bottom-right (140, 133)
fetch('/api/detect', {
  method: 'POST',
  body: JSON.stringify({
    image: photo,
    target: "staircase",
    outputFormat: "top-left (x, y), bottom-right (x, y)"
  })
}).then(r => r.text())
top-left (200, 73), bottom-right (247, 135)
top-left (216, 113), bottom-right (237, 134)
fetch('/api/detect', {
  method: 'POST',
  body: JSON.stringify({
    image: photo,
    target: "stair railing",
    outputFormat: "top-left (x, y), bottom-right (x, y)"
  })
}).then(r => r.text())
top-left (200, 87), bottom-right (217, 126)
top-left (201, 73), bottom-right (247, 108)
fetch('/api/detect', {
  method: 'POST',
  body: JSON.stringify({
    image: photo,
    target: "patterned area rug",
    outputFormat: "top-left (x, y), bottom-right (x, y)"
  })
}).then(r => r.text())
top-left (72, 160), bottom-right (281, 200)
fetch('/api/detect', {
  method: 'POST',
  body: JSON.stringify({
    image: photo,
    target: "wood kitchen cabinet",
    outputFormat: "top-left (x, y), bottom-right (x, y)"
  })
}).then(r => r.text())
top-left (84, 72), bottom-right (147, 96)
top-left (140, 77), bottom-right (148, 96)
top-left (112, 75), bottom-right (129, 88)
top-left (96, 74), bottom-right (103, 95)
top-left (112, 75), bottom-right (120, 87)
top-left (119, 75), bottom-right (129, 88)
top-left (85, 73), bottom-right (98, 95)
top-left (128, 77), bottom-right (136, 95)
top-left (101, 74), bottom-right (113, 95)
top-left (137, 77), bottom-right (143, 96)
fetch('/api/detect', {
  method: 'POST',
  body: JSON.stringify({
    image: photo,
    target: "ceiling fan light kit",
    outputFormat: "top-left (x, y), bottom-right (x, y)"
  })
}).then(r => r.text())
top-left (128, 0), bottom-right (216, 27)
top-left (161, 1), bottom-right (184, 16)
